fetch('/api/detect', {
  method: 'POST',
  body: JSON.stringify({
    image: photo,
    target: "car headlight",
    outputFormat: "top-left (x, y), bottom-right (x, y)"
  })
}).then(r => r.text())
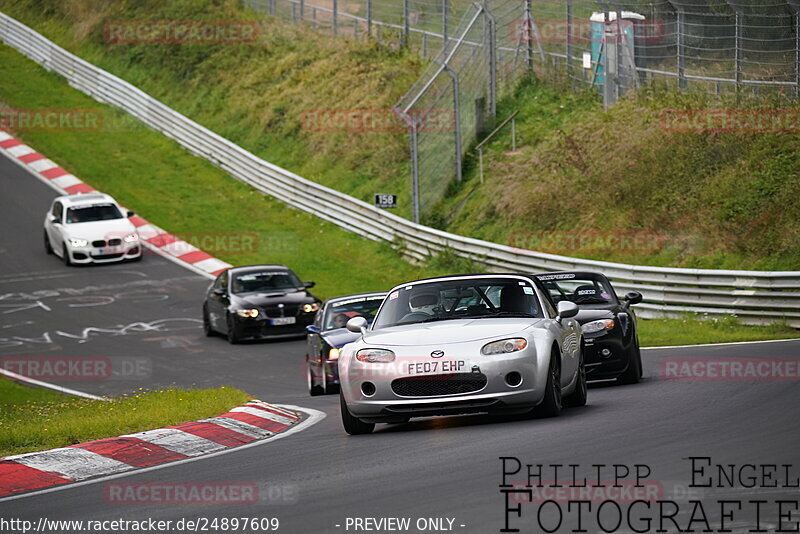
top-left (481, 338), bottom-right (528, 355)
top-left (582, 319), bottom-right (615, 334)
top-left (328, 348), bottom-right (341, 360)
top-left (123, 233), bottom-right (139, 243)
top-left (356, 348), bottom-right (395, 363)
top-left (303, 303), bottom-right (320, 313)
top-left (235, 309), bottom-right (259, 318)
top-left (69, 238), bottom-right (89, 247)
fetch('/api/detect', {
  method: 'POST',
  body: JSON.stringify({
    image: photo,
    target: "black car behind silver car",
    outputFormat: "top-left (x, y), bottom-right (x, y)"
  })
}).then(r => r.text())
top-left (536, 271), bottom-right (643, 384)
top-left (305, 292), bottom-right (386, 396)
top-left (203, 265), bottom-right (320, 344)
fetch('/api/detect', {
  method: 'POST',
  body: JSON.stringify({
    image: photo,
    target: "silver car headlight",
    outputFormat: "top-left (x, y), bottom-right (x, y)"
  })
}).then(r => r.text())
top-left (481, 338), bottom-right (528, 355)
top-left (582, 319), bottom-right (615, 334)
top-left (69, 238), bottom-right (89, 247)
top-left (235, 309), bottom-right (259, 318)
top-left (123, 233), bottom-right (139, 243)
top-left (356, 348), bottom-right (395, 363)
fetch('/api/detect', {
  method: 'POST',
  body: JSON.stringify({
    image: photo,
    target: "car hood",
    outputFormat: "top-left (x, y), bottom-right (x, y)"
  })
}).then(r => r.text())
top-left (233, 290), bottom-right (314, 308)
top-left (575, 308), bottom-right (615, 323)
top-left (362, 318), bottom-right (543, 346)
top-left (62, 218), bottom-right (136, 241)
top-left (321, 328), bottom-right (361, 348)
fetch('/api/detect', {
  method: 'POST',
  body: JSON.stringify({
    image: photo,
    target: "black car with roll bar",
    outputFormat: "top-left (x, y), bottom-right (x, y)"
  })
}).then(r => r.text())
top-left (305, 291), bottom-right (387, 396)
top-left (535, 271), bottom-right (643, 384)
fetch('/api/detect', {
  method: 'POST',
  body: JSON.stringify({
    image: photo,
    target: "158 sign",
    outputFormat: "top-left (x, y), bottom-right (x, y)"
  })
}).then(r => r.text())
top-left (374, 194), bottom-right (397, 209)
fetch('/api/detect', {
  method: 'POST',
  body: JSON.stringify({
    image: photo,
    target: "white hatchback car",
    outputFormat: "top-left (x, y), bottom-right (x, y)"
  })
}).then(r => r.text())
top-left (43, 193), bottom-right (142, 265)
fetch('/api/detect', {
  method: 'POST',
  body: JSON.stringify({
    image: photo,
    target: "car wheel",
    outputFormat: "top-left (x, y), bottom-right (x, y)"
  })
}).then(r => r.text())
top-left (537, 348), bottom-right (562, 417)
top-left (62, 245), bottom-right (72, 266)
top-left (340, 391), bottom-right (374, 435)
top-left (322, 361), bottom-right (340, 395)
top-left (226, 313), bottom-right (240, 345)
top-left (44, 231), bottom-right (53, 255)
top-left (617, 343), bottom-right (642, 385)
top-left (307, 362), bottom-right (324, 396)
top-left (563, 346), bottom-right (587, 407)
top-left (202, 306), bottom-right (215, 337)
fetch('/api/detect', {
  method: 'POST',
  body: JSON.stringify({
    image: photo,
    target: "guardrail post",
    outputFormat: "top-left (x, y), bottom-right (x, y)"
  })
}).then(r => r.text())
top-left (403, 0), bottom-right (410, 48)
top-left (333, 0), bottom-right (338, 36)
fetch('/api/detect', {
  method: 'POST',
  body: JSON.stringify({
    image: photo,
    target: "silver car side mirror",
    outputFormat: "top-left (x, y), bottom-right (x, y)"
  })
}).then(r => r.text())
top-left (556, 301), bottom-right (579, 322)
top-left (346, 316), bottom-right (368, 334)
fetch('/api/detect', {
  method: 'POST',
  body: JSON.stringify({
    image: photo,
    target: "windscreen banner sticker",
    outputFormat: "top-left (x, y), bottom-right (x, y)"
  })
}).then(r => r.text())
top-left (389, 291), bottom-right (399, 300)
top-left (537, 273), bottom-right (576, 281)
top-left (333, 297), bottom-right (384, 308)
top-left (239, 272), bottom-right (286, 280)
top-left (577, 289), bottom-right (596, 295)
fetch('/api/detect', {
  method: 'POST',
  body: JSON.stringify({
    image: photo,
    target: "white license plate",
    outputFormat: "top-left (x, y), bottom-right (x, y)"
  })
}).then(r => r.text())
top-left (407, 360), bottom-right (466, 375)
top-left (270, 317), bottom-right (296, 326)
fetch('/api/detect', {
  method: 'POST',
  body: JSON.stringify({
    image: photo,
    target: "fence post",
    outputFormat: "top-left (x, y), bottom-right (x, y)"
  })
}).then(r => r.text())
top-left (333, 0), bottom-right (338, 36)
top-left (566, 0), bottom-right (573, 85)
top-left (525, 0), bottom-right (534, 74)
top-left (410, 119), bottom-right (420, 224)
top-left (484, 2), bottom-right (497, 119)
top-left (367, 0), bottom-right (372, 37)
top-left (269, 0), bottom-right (275, 16)
top-left (734, 10), bottom-right (742, 92)
top-left (444, 65), bottom-right (463, 184)
top-left (676, 6), bottom-right (686, 89)
top-left (403, 0), bottom-right (410, 48)
top-left (796, 12), bottom-right (800, 98)
top-left (443, 0), bottom-right (450, 53)
top-left (300, 0), bottom-right (304, 22)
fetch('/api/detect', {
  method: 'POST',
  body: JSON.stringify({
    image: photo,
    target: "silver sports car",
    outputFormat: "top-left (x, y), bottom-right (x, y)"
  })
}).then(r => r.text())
top-left (338, 274), bottom-right (587, 434)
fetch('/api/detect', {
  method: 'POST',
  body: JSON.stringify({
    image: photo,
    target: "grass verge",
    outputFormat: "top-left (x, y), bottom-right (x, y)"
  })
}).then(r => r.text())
top-left (638, 316), bottom-right (798, 348)
top-left (0, 379), bottom-right (250, 457)
top-left (0, 44), bottom-right (794, 350)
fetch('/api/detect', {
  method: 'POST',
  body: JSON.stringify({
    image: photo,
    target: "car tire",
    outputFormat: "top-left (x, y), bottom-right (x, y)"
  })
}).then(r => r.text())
top-left (322, 361), bottom-right (340, 395)
top-left (563, 346), bottom-right (587, 407)
top-left (202, 306), bottom-right (215, 337)
top-left (340, 391), bottom-right (374, 435)
top-left (617, 344), bottom-right (642, 385)
top-left (62, 245), bottom-right (72, 266)
top-left (308, 362), bottom-right (324, 396)
top-left (226, 313), bottom-right (240, 345)
top-left (44, 231), bottom-right (53, 255)
top-left (537, 348), bottom-right (562, 418)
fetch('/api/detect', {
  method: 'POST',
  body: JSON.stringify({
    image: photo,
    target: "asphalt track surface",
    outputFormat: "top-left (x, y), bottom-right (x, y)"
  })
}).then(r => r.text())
top-left (1, 151), bottom-right (799, 534)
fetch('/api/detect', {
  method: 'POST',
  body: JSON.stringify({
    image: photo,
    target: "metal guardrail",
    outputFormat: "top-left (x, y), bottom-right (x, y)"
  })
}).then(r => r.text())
top-left (1, 11), bottom-right (798, 327)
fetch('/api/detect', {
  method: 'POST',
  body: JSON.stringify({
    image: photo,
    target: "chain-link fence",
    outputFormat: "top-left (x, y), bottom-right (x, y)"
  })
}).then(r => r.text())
top-left (246, 0), bottom-right (800, 222)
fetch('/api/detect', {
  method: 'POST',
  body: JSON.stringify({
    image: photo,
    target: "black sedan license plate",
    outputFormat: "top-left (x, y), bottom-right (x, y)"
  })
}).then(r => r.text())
top-left (407, 360), bottom-right (465, 375)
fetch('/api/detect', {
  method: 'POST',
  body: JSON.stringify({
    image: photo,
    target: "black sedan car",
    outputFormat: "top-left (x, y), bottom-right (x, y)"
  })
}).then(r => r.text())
top-left (203, 265), bottom-right (320, 344)
top-left (305, 291), bottom-right (386, 396)
top-left (536, 271), bottom-right (643, 384)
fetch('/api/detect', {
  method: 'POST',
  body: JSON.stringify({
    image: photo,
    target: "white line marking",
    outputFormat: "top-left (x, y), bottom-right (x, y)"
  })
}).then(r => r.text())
top-left (0, 406), bottom-right (326, 503)
top-left (121, 428), bottom-right (225, 457)
top-left (642, 337), bottom-right (800, 350)
top-left (0, 368), bottom-right (109, 401)
top-left (197, 417), bottom-right (274, 439)
top-left (7, 448), bottom-right (131, 480)
top-left (229, 406), bottom-right (296, 426)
